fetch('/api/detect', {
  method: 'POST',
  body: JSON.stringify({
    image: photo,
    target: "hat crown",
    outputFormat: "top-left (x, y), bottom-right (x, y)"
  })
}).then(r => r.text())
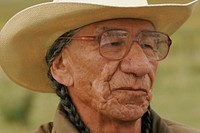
top-left (53, 0), bottom-right (148, 7)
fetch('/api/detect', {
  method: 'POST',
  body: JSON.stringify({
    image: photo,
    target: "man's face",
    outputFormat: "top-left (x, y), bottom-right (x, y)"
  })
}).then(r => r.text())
top-left (59, 19), bottom-right (158, 121)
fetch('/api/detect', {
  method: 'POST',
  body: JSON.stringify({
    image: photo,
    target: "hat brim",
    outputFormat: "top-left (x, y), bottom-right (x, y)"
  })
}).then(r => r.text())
top-left (0, 1), bottom-right (197, 92)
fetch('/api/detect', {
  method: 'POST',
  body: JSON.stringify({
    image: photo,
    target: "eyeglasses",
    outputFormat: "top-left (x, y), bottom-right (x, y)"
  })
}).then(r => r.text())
top-left (60, 29), bottom-right (172, 61)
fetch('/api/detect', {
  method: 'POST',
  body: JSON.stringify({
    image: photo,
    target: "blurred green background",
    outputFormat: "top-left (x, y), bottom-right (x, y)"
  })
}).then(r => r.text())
top-left (0, 0), bottom-right (200, 132)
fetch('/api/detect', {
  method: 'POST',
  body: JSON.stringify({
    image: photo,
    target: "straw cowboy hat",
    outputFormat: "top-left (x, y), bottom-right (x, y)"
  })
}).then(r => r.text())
top-left (0, 0), bottom-right (198, 93)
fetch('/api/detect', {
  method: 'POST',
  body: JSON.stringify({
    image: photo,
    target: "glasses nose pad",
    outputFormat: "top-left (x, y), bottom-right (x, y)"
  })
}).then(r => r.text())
top-left (124, 38), bottom-right (139, 55)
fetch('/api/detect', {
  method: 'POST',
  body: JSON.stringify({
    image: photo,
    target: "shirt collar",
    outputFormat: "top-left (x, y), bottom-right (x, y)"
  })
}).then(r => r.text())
top-left (53, 103), bottom-right (79, 133)
top-left (151, 109), bottom-right (173, 133)
top-left (52, 103), bottom-right (173, 133)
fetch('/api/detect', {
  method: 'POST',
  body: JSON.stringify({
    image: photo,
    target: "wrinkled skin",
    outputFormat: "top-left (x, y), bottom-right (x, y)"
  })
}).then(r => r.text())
top-left (51, 19), bottom-right (158, 133)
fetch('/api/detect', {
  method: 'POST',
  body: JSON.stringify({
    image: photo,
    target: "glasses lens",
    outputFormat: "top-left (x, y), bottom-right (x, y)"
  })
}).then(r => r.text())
top-left (100, 30), bottom-right (129, 59)
top-left (138, 31), bottom-right (170, 60)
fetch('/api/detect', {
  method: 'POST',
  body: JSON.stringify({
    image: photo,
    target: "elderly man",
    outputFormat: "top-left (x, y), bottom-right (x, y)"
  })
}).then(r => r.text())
top-left (0, 0), bottom-right (199, 133)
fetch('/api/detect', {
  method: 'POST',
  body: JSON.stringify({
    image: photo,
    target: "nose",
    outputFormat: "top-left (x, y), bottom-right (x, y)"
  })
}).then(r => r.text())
top-left (120, 43), bottom-right (152, 77)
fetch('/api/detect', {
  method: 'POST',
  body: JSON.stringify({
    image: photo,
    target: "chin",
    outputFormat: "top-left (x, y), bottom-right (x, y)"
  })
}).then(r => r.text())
top-left (97, 99), bottom-right (149, 122)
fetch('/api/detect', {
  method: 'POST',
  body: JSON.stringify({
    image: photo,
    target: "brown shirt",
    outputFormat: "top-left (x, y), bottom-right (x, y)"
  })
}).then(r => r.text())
top-left (33, 104), bottom-right (200, 133)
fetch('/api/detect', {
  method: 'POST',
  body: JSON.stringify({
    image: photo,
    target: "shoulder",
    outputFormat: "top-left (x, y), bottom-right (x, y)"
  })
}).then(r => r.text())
top-left (151, 109), bottom-right (200, 133)
top-left (32, 122), bottom-right (53, 133)
top-left (164, 119), bottom-right (200, 133)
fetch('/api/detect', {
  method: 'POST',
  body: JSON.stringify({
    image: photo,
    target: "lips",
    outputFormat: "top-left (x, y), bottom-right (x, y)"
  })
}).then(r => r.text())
top-left (113, 87), bottom-right (148, 94)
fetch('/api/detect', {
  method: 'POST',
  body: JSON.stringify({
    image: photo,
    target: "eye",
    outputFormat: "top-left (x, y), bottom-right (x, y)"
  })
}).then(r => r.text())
top-left (101, 34), bottom-right (124, 47)
top-left (108, 41), bottom-right (123, 46)
top-left (140, 43), bottom-right (154, 50)
top-left (101, 40), bottom-right (124, 51)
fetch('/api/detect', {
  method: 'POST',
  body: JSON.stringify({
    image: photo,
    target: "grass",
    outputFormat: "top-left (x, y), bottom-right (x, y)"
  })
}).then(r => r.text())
top-left (0, 1), bottom-right (200, 132)
top-left (151, 3), bottom-right (200, 128)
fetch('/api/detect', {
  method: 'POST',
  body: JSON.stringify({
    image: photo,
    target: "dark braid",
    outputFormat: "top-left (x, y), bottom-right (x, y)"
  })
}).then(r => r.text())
top-left (142, 106), bottom-right (152, 133)
top-left (45, 29), bottom-right (90, 133)
top-left (45, 28), bottom-right (152, 133)
top-left (55, 83), bottom-right (90, 133)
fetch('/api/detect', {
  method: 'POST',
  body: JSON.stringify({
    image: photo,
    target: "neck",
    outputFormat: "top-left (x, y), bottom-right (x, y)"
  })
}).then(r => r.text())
top-left (89, 116), bottom-right (142, 133)
top-left (75, 102), bottom-right (142, 133)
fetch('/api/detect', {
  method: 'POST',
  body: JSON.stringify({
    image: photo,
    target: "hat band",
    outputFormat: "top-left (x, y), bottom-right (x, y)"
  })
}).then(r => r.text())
top-left (53, 0), bottom-right (148, 7)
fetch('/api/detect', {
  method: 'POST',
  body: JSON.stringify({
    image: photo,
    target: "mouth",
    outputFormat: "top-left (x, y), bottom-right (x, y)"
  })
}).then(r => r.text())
top-left (113, 87), bottom-right (148, 94)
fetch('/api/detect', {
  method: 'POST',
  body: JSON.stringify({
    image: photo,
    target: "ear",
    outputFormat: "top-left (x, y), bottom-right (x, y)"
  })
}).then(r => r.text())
top-left (50, 54), bottom-right (73, 87)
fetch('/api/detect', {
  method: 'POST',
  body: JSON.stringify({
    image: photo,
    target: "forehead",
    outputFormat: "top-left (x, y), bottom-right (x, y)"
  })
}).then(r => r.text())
top-left (77, 19), bottom-right (155, 34)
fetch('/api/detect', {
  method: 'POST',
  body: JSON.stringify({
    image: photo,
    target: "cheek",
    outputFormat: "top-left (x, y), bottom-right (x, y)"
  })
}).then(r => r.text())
top-left (68, 46), bottom-right (120, 104)
top-left (65, 43), bottom-right (108, 104)
top-left (74, 61), bottom-right (120, 105)
top-left (72, 58), bottom-right (106, 86)
top-left (68, 43), bottom-right (103, 80)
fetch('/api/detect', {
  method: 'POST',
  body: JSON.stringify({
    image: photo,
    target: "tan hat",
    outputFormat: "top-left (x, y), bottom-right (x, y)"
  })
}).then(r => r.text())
top-left (0, 0), bottom-right (198, 93)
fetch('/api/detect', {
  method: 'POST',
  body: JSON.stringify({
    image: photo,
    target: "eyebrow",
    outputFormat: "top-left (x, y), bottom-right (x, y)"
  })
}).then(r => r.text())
top-left (101, 26), bottom-right (122, 31)
top-left (93, 26), bottom-right (111, 36)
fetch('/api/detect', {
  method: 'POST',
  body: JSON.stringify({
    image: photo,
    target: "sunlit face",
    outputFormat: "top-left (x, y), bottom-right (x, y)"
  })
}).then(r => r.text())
top-left (57, 19), bottom-right (158, 121)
